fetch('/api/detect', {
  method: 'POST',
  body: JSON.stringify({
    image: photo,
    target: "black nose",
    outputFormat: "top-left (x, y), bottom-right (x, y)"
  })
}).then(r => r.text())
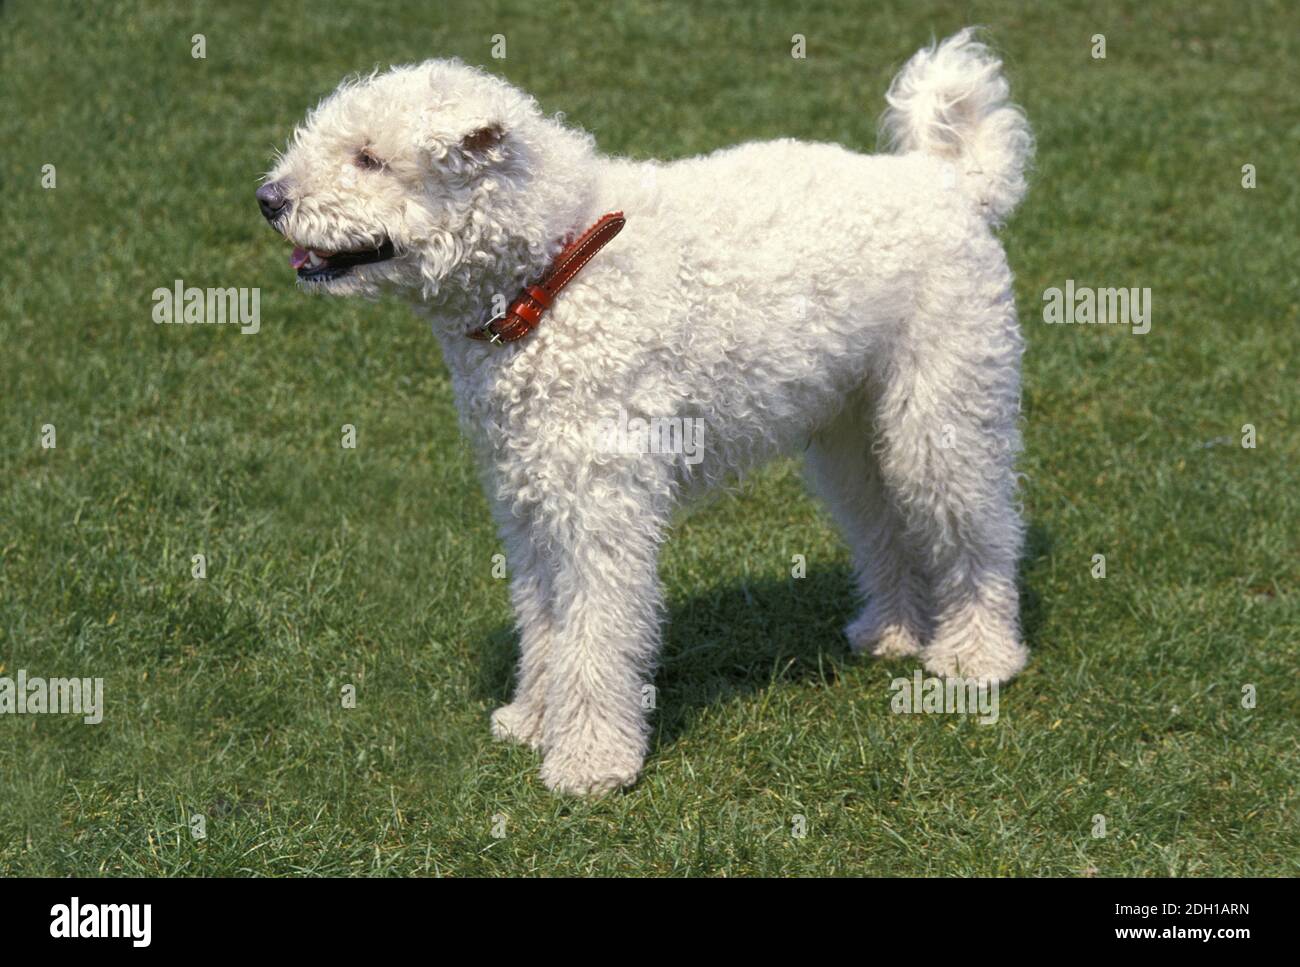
top-left (256, 181), bottom-right (290, 221)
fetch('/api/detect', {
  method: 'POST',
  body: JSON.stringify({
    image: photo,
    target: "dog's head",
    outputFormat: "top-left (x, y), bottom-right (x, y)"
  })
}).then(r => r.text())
top-left (258, 60), bottom-right (593, 301)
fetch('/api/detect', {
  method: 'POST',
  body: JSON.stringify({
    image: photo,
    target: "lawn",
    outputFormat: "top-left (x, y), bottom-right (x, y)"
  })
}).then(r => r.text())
top-left (0, 0), bottom-right (1296, 876)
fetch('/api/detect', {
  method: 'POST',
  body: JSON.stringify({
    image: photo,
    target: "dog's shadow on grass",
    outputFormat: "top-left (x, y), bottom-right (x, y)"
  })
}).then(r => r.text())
top-left (477, 523), bottom-right (1051, 749)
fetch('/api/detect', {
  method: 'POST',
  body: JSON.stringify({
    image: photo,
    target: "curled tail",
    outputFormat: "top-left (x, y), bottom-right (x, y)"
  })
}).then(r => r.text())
top-left (881, 28), bottom-right (1033, 224)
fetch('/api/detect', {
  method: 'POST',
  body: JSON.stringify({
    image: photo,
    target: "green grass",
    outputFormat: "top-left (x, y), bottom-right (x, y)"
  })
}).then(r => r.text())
top-left (1, 0), bottom-right (1297, 876)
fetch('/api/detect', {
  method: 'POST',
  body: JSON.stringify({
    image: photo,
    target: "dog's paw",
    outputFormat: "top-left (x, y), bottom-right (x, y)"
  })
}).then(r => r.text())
top-left (490, 702), bottom-right (545, 751)
top-left (923, 635), bottom-right (1027, 684)
top-left (845, 611), bottom-right (923, 658)
top-left (539, 744), bottom-right (643, 797)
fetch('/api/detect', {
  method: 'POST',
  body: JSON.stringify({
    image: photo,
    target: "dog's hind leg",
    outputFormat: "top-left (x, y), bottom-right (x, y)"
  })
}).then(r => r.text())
top-left (876, 283), bottom-right (1028, 683)
top-left (489, 512), bottom-right (555, 751)
top-left (805, 398), bottom-right (929, 658)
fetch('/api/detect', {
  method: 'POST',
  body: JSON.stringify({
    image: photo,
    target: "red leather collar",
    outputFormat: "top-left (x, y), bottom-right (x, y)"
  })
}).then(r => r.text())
top-left (469, 212), bottom-right (625, 344)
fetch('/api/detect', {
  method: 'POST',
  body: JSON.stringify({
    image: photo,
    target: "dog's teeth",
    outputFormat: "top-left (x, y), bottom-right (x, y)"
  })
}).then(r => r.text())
top-left (308, 252), bottom-right (323, 267)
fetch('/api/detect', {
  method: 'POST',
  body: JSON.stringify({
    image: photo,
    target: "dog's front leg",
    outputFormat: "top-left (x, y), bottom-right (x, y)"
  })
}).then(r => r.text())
top-left (489, 510), bottom-right (555, 751)
top-left (537, 507), bottom-right (663, 796)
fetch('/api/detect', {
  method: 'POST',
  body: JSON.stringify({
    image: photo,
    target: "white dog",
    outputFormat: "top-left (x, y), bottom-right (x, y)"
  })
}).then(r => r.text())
top-left (259, 29), bottom-right (1034, 795)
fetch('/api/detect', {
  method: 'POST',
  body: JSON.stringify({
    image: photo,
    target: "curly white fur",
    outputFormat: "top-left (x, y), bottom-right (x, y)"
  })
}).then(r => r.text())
top-left (882, 27), bottom-right (1033, 223)
top-left (262, 29), bottom-right (1034, 795)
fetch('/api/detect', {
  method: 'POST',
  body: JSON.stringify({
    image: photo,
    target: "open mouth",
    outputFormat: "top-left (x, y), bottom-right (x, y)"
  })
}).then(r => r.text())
top-left (290, 239), bottom-right (396, 281)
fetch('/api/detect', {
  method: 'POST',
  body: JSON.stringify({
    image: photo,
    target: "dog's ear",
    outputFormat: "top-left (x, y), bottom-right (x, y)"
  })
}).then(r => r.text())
top-left (426, 120), bottom-right (510, 177)
top-left (460, 123), bottom-right (505, 158)
top-left (418, 95), bottom-right (514, 174)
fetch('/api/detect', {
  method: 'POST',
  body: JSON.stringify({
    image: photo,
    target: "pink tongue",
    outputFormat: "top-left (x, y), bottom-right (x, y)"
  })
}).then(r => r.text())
top-left (290, 247), bottom-right (309, 269)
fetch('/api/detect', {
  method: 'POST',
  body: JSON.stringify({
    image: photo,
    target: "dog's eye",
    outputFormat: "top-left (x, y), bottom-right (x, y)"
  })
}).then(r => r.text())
top-left (355, 147), bottom-right (383, 171)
